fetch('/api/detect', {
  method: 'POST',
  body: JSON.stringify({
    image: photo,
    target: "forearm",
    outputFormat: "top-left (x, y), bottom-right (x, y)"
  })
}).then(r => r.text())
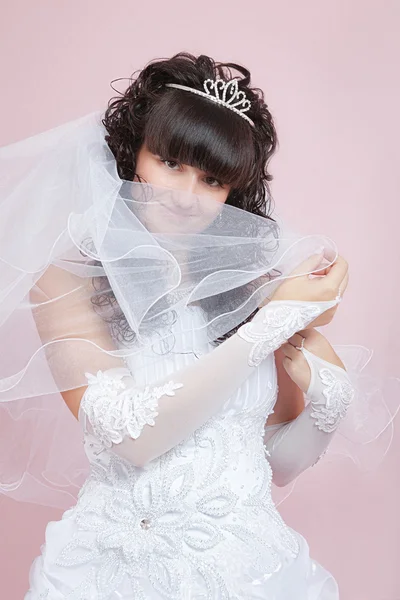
top-left (268, 347), bottom-right (306, 426)
top-left (80, 299), bottom-right (338, 467)
top-left (82, 332), bottom-right (257, 467)
top-left (264, 403), bottom-right (336, 487)
top-left (264, 348), bottom-right (355, 487)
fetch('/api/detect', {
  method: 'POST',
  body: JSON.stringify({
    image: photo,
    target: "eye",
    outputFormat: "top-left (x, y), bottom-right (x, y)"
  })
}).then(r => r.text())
top-left (204, 176), bottom-right (223, 188)
top-left (160, 158), bottom-right (180, 170)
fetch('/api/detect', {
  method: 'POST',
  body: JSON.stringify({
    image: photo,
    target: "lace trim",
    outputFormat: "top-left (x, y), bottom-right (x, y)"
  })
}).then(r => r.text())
top-left (81, 370), bottom-right (183, 448)
top-left (310, 367), bottom-right (355, 433)
top-left (237, 303), bottom-right (322, 367)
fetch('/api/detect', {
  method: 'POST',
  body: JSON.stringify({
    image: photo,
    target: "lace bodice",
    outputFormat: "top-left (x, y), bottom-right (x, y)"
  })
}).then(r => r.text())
top-left (54, 307), bottom-right (300, 598)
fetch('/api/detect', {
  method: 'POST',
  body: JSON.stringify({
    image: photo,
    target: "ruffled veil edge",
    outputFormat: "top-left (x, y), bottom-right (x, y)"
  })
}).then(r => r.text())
top-left (0, 111), bottom-right (398, 509)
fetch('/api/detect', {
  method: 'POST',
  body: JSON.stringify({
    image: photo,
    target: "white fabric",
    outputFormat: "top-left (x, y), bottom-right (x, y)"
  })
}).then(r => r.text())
top-left (25, 306), bottom-right (340, 599)
top-left (77, 299), bottom-right (339, 468)
top-left (0, 107), bottom-right (396, 600)
top-left (0, 110), bottom-right (397, 510)
top-left (264, 347), bottom-right (355, 487)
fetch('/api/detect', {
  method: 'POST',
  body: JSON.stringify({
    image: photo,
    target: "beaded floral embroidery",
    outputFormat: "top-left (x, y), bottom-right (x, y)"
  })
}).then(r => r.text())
top-left (238, 303), bottom-right (322, 367)
top-left (81, 370), bottom-right (183, 448)
top-left (55, 375), bottom-right (299, 599)
top-left (310, 367), bottom-right (355, 433)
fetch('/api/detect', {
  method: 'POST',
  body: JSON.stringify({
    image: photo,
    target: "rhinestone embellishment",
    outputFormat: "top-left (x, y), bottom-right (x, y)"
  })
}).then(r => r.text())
top-left (166, 77), bottom-right (255, 126)
top-left (140, 518), bottom-right (151, 529)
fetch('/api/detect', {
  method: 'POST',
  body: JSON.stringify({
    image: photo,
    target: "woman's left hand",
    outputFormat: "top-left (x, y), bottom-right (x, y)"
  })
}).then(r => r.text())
top-left (280, 328), bottom-right (346, 394)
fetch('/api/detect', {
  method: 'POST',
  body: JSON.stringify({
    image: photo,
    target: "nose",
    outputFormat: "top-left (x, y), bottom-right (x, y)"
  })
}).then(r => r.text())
top-left (185, 172), bottom-right (199, 194)
top-left (167, 173), bottom-right (201, 216)
top-left (173, 173), bottom-right (200, 209)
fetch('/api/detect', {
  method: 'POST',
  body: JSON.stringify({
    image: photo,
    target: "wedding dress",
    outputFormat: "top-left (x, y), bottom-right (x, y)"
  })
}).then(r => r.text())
top-left (0, 110), bottom-right (396, 600)
top-left (25, 301), bottom-right (344, 599)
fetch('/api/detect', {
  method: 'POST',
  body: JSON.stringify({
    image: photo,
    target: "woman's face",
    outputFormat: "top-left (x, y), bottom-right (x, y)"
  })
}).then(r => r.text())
top-left (134, 142), bottom-right (231, 203)
top-left (132, 141), bottom-right (232, 234)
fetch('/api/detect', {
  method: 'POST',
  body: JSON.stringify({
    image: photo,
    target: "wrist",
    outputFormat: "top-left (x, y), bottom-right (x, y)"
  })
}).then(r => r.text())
top-left (238, 301), bottom-right (325, 368)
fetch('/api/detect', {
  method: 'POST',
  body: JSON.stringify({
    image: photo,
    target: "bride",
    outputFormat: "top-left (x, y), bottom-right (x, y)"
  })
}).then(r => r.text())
top-left (0, 51), bottom-right (381, 599)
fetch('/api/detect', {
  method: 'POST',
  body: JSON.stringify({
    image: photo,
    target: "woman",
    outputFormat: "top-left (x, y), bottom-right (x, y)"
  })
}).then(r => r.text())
top-left (0, 52), bottom-right (388, 599)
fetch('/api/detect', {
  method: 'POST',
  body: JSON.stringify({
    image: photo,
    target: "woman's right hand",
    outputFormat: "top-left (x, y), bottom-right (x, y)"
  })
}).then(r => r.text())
top-left (267, 252), bottom-right (349, 328)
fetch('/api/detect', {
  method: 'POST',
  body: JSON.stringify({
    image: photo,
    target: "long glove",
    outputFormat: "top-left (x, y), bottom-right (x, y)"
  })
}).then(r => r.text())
top-left (79, 299), bottom-right (339, 467)
top-left (264, 345), bottom-right (355, 487)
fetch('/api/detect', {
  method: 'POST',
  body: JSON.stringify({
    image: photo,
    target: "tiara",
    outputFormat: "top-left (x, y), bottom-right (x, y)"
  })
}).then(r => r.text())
top-left (165, 78), bottom-right (254, 127)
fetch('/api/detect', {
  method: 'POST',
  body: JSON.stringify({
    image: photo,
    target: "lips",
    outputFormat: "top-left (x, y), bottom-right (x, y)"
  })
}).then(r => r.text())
top-left (163, 203), bottom-right (197, 217)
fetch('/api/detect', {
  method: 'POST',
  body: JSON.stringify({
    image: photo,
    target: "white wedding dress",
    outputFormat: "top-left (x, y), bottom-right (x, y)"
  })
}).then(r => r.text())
top-left (25, 306), bottom-right (340, 599)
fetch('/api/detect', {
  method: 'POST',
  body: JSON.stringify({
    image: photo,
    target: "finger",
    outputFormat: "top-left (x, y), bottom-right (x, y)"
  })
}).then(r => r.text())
top-left (287, 332), bottom-right (306, 347)
top-left (315, 254), bottom-right (349, 280)
top-left (281, 342), bottom-right (300, 360)
top-left (307, 247), bottom-right (339, 277)
top-left (310, 263), bottom-right (335, 277)
top-left (327, 269), bottom-right (349, 298)
top-left (283, 343), bottom-right (302, 360)
top-left (290, 253), bottom-right (326, 278)
top-left (308, 260), bottom-right (349, 293)
top-left (323, 255), bottom-right (349, 290)
top-left (339, 270), bottom-right (349, 296)
top-left (322, 246), bottom-right (337, 262)
top-left (295, 328), bottom-right (313, 337)
top-left (297, 249), bottom-right (342, 279)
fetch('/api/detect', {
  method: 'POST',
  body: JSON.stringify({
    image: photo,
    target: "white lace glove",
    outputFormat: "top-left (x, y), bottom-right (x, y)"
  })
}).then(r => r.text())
top-left (79, 298), bottom-right (339, 467)
top-left (264, 345), bottom-right (355, 487)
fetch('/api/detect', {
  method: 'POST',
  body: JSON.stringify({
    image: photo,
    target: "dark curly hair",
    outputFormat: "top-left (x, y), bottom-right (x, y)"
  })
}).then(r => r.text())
top-left (92, 51), bottom-right (281, 348)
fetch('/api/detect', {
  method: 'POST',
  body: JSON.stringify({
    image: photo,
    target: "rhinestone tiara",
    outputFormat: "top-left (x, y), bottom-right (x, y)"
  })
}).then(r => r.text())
top-left (165, 78), bottom-right (255, 127)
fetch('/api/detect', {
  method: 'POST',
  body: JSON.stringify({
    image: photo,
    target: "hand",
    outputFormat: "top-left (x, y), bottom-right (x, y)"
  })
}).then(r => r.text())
top-left (280, 328), bottom-right (346, 394)
top-left (260, 251), bottom-right (349, 328)
top-left (271, 251), bottom-right (349, 303)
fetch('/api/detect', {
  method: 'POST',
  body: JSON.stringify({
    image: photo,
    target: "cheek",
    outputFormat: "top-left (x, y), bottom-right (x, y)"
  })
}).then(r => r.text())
top-left (135, 157), bottom-right (172, 187)
top-left (135, 153), bottom-right (153, 180)
top-left (135, 147), bottom-right (161, 182)
top-left (215, 189), bottom-right (230, 204)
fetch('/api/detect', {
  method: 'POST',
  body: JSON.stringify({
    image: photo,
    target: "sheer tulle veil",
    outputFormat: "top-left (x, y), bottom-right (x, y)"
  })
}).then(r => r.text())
top-left (0, 110), bottom-right (398, 509)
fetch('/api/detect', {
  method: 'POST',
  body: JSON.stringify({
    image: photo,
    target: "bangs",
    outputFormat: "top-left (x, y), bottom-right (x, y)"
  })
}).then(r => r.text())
top-left (143, 89), bottom-right (255, 189)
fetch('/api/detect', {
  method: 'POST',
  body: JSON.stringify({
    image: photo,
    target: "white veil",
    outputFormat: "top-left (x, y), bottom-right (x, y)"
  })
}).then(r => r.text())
top-left (0, 111), bottom-right (398, 509)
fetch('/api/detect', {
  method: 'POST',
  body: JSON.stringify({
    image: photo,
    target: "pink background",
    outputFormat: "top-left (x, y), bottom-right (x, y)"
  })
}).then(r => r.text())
top-left (1, 1), bottom-right (399, 598)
